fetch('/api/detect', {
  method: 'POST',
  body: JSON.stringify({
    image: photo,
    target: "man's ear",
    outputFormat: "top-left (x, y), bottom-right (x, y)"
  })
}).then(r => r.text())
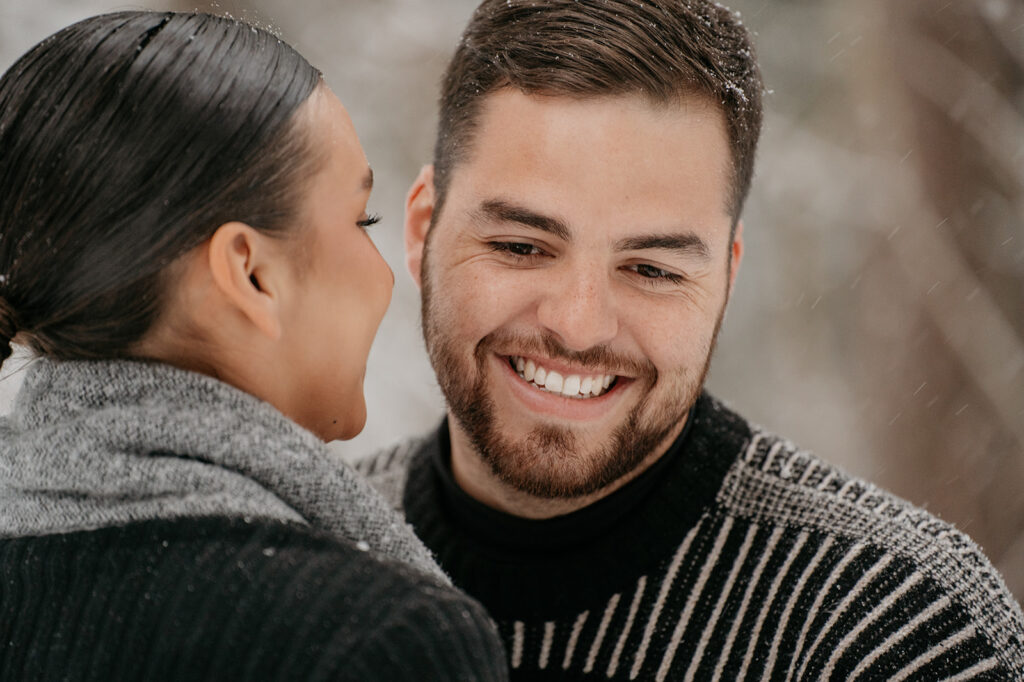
top-left (405, 164), bottom-right (436, 289)
top-left (207, 221), bottom-right (284, 340)
top-left (728, 220), bottom-right (744, 297)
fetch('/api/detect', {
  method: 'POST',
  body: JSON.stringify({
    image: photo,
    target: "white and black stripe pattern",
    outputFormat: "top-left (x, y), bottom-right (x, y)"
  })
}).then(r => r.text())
top-left (487, 515), bottom-right (1006, 680)
top-left (367, 393), bottom-right (1024, 680)
top-left (720, 428), bottom-right (1024, 676)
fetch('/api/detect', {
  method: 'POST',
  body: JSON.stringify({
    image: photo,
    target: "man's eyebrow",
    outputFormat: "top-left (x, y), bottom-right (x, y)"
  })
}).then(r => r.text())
top-left (616, 233), bottom-right (712, 260)
top-left (476, 199), bottom-right (572, 241)
top-left (474, 199), bottom-right (710, 259)
top-left (362, 167), bottom-right (374, 192)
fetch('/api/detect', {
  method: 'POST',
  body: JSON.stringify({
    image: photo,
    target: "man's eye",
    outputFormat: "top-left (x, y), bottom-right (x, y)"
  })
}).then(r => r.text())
top-left (491, 242), bottom-right (541, 257)
top-left (628, 263), bottom-right (684, 283)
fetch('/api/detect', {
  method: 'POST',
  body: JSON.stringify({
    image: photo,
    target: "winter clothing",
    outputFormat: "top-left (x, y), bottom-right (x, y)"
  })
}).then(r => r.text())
top-left (361, 392), bottom-right (1024, 681)
top-left (0, 358), bottom-right (508, 681)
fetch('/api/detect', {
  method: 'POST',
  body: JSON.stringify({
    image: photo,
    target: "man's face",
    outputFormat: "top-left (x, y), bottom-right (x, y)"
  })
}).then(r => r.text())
top-left (409, 89), bottom-right (741, 500)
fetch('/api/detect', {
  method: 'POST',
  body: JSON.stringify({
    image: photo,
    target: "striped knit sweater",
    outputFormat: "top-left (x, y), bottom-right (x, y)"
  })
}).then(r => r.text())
top-left (358, 393), bottom-right (1024, 681)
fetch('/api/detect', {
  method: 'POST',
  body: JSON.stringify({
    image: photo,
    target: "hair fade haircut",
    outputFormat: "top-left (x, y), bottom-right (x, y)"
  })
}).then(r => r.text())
top-left (433, 0), bottom-right (763, 224)
top-left (0, 11), bottom-right (322, 367)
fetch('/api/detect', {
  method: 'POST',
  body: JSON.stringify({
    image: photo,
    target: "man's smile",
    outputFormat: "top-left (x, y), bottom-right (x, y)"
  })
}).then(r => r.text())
top-left (492, 352), bottom-right (636, 421)
top-left (507, 354), bottom-right (620, 399)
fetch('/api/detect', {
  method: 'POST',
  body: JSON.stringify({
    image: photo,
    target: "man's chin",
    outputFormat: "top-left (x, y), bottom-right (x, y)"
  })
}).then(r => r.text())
top-left (488, 455), bottom-right (624, 500)
top-left (466, 417), bottom-right (667, 500)
top-left (430, 325), bottom-right (711, 502)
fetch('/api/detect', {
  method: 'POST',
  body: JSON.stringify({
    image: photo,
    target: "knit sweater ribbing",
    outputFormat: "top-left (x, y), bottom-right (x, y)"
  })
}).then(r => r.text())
top-left (0, 357), bottom-right (509, 681)
top-left (0, 516), bottom-right (508, 681)
top-left (359, 393), bottom-right (1024, 681)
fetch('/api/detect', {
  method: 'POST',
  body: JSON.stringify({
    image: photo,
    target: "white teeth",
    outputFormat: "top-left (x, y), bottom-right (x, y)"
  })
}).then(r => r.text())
top-left (544, 371), bottom-right (563, 393)
top-left (510, 356), bottom-right (618, 399)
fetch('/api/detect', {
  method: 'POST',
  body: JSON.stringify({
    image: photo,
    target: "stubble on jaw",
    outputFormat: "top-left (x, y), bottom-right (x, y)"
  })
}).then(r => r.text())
top-left (419, 242), bottom-right (724, 500)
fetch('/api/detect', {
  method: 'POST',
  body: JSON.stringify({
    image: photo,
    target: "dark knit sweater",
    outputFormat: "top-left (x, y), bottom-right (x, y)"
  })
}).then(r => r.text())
top-left (0, 516), bottom-right (507, 681)
top-left (360, 393), bottom-right (1024, 681)
top-left (0, 359), bottom-right (508, 682)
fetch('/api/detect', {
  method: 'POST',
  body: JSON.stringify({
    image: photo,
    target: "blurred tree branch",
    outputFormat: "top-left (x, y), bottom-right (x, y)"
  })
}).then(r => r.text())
top-left (866, 0), bottom-right (1024, 596)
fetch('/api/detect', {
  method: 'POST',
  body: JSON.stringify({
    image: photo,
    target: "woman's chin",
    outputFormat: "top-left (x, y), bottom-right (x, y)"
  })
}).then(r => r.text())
top-left (320, 399), bottom-right (367, 442)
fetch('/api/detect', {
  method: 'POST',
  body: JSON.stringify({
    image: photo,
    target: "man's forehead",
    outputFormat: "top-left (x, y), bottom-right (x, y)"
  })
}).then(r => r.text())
top-left (457, 89), bottom-right (731, 186)
top-left (473, 87), bottom-right (726, 130)
top-left (444, 89), bottom-right (734, 239)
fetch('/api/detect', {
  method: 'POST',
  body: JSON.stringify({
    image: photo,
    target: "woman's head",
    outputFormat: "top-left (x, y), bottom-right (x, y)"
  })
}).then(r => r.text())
top-left (0, 11), bottom-right (393, 440)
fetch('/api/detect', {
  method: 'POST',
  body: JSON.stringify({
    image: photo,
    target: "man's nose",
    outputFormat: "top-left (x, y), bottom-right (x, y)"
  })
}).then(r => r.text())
top-left (536, 262), bottom-right (618, 352)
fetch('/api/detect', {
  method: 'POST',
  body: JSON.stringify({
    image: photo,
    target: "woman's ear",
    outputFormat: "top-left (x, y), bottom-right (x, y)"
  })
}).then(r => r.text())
top-left (405, 165), bottom-right (436, 289)
top-left (207, 221), bottom-right (284, 340)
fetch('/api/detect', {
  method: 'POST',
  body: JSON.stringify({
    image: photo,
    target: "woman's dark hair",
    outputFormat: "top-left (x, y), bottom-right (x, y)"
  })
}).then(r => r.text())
top-left (0, 11), bottom-right (323, 368)
top-left (434, 0), bottom-right (763, 226)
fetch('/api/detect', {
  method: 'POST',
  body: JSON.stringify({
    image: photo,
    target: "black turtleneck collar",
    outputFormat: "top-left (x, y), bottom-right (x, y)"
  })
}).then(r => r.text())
top-left (402, 392), bottom-right (750, 618)
top-left (429, 407), bottom-right (694, 552)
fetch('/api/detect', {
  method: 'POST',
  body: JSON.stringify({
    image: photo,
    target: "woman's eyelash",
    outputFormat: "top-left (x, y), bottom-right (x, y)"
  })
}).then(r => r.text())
top-left (357, 213), bottom-right (382, 228)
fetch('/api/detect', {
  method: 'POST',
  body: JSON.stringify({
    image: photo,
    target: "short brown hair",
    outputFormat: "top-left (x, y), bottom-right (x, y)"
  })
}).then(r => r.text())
top-left (433, 0), bottom-right (763, 224)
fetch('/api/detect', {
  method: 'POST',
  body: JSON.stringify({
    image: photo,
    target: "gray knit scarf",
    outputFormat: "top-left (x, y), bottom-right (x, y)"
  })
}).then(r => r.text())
top-left (0, 357), bottom-right (446, 582)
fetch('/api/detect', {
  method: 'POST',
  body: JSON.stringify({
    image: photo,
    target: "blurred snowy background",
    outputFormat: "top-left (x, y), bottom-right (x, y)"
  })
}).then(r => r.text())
top-left (1, 0), bottom-right (1022, 598)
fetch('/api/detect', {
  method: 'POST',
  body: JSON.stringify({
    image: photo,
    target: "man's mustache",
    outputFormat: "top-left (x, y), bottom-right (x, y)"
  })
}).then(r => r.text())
top-left (475, 329), bottom-right (656, 381)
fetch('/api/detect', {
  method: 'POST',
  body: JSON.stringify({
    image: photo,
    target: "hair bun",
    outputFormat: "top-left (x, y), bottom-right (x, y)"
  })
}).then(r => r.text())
top-left (0, 297), bottom-right (19, 362)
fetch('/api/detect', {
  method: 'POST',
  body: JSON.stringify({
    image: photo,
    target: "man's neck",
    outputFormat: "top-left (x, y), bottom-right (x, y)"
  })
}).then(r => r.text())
top-left (447, 415), bottom-right (687, 520)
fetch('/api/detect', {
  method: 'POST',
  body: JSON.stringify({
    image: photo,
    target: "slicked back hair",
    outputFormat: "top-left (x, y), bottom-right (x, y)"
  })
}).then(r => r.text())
top-left (0, 11), bottom-right (322, 367)
top-left (433, 0), bottom-right (763, 225)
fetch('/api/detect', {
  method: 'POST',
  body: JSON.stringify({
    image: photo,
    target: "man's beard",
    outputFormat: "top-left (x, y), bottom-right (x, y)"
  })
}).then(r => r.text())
top-left (420, 246), bottom-right (723, 500)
